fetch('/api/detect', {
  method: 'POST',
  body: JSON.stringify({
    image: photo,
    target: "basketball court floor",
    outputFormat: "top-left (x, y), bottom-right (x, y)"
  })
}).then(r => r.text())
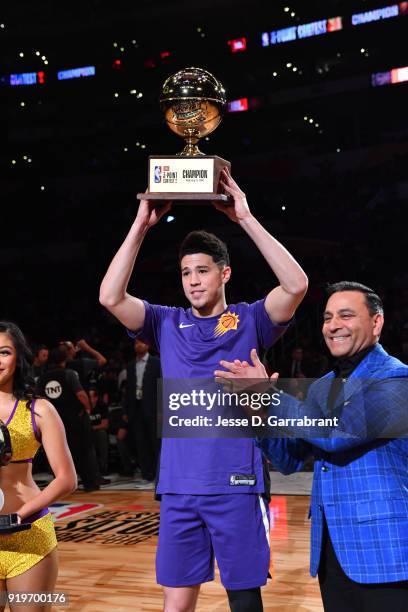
top-left (41, 471), bottom-right (322, 611)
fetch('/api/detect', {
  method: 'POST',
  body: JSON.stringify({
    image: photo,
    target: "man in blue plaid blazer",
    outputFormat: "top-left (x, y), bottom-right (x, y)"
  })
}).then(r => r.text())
top-left (216, 281), bottom-right (408, 611)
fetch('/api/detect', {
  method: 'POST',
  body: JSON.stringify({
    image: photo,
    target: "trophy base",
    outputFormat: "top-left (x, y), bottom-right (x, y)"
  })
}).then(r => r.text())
top-left (0, 514), bottom-right (31, 534)
top-left (144, 155), bottom-right (231, 204)
top-left (137, 193), bottom-right (230, 205)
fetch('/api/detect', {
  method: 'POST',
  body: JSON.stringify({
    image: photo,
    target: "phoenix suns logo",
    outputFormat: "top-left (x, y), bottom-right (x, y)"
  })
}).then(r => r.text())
top-left (214, 311), bottom-right (240, 337)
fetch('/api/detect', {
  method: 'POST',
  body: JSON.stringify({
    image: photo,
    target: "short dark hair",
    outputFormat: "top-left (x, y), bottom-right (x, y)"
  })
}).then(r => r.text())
top-left (0, 321), bottom-right (34, 401)
top-left (48, 346), bottom-right (69, 366)
top-left (179, 231), bottom-right (230, 267)
top-left (326, 281), bottom-right (384, 316)
top-left (33, 343), bottom-right (48, 356)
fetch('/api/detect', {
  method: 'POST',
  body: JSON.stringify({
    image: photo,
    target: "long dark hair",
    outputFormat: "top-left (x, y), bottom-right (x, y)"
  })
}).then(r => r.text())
top-left (0, 321), bottom-right (35, 403)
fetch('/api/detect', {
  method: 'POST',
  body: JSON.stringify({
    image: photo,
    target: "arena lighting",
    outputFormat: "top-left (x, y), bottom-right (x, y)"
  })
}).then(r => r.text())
top-left (228, 98), bottom-right (248, 112)
top-left (57, 65), bottom-right (95, 80)
top-left (393, 66), bottom-right (408, 83)
top-left (228, 37), bottom-right (247, 53)
top-left (351, 3), bottom-right (407, 26)
top-left (371, 65), bottom-right (408, 86)
top-left (10, 71), bottom-right (46, 86)
top-left (262, 16), bottom-right (342, 46)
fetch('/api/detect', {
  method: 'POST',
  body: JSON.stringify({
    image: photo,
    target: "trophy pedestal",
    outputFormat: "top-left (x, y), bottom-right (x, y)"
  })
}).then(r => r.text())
top-left (137, 155), bottom-right (231, 204)
top-left (0, 514), bottom-right (31, 534)
top-left (137, 193), bottom-right (229, 203)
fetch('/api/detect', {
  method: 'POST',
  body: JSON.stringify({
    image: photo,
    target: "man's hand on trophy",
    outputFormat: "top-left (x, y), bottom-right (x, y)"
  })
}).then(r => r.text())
top-left (214, 167), bottom-right (252, 223)
top-left (136, 196), bottom-right (172, 229)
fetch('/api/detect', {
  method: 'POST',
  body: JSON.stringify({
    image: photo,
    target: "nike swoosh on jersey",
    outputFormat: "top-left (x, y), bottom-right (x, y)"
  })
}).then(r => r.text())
top-left (179, 323), bottom-right (195, 329)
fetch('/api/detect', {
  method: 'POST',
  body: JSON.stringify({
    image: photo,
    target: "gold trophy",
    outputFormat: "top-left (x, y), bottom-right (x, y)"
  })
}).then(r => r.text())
top-left (137, 67), bottom-right (231, 203)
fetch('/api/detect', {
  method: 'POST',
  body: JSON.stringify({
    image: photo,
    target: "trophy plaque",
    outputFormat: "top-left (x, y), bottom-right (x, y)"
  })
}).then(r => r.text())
top-left (0, 420), bottom-right (31, 533)
top-left (137, 67), bottom-right (231, 203)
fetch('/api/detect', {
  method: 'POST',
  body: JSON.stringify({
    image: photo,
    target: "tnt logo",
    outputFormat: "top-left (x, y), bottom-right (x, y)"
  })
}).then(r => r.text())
top-left (154, 166), bottom-right (162, 183)
top-left (45, 380), bottom-right (62, 399)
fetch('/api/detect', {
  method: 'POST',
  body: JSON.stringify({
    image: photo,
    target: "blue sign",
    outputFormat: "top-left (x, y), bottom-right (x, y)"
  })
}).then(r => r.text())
top-left (297, 19), bottom-right (327, 39)
top-left (352, 4), bottom-right (399, 26)
top-left (263, 17), bottom-right (342, 46)
top-left (270, 26), bottom-right (297, 45)
top-left (10, 72), bottom-right (38, 86)
top-left (57, 66), bottom-right (96, 81)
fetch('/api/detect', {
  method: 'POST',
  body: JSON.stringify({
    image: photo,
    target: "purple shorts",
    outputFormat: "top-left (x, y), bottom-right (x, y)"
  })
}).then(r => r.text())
top-left (156, 494), bottom-right (270, 590)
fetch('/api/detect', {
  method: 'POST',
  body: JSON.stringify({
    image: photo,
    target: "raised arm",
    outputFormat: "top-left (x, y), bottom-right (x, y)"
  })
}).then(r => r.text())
top-left (76, 339), bottom-right (107, 366)
top-left (214, 168), bottom-right (308, 323)
top-left (99, 198), bottom-right (171, 331)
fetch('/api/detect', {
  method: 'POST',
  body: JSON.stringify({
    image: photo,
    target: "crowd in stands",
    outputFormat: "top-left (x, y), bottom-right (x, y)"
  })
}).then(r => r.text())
top-left (31, 336), bottom-right (160, 491)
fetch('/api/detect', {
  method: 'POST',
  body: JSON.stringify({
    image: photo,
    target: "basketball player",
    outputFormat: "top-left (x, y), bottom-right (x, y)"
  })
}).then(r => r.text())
top-left (99, 168), bottom-right (308, 611)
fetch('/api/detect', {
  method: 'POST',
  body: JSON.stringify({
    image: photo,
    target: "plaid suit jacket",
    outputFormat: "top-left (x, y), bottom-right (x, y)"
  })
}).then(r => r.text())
top-left (260, 344), bottom-right (408, 583)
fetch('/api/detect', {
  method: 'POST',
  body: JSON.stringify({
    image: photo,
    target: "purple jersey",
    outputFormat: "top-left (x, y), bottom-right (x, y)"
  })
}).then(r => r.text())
top-left (130, 298), bottom-right (289, 494)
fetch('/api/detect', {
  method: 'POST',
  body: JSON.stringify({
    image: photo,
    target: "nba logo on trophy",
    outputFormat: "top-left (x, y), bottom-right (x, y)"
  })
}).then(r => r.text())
top-left (154, 166), bottom-right (162, 183)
